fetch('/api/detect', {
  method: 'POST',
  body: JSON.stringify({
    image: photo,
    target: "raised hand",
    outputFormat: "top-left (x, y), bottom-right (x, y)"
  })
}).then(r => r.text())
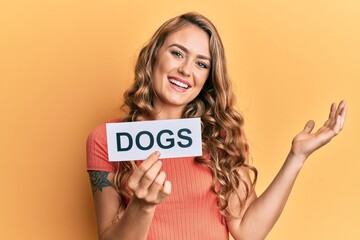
top-left (291, 100), bottom-right (347, 161)
top-left (127, 151), bottom-right (171, 211)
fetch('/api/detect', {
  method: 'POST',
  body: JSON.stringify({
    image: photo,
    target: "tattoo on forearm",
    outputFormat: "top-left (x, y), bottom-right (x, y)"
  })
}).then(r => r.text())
top-left (88, 170), bottom-right (112, 192)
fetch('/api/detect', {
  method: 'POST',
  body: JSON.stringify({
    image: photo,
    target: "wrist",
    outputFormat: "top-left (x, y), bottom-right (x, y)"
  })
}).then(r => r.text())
top-left (287, 151), bottom-right (306, 171)
top-left (129, 198), bottom-right (157, 214)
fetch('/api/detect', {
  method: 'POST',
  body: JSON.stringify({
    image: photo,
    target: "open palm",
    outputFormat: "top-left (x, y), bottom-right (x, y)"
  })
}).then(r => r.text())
top-left (291, 100), bottom-right (347, 160)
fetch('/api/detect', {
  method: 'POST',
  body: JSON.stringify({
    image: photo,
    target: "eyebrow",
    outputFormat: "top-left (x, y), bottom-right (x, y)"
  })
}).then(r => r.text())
top-left (168, 43), bottom-right (211, 62)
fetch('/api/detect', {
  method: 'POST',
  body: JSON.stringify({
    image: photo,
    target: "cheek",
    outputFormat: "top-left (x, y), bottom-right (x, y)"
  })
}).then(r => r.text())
top-left (155, 54), bottom-right (177, 73)
top-left (152, 59), bottom-right (168, 84)
top-left (195, 71), bottom-right (210, 87)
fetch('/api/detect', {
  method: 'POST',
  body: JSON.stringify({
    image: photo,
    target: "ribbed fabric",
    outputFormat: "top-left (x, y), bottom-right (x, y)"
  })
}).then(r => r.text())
top-left (86, 121), bottom-right (229, 240)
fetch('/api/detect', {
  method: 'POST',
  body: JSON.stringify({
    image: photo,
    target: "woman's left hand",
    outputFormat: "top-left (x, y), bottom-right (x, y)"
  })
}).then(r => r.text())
top-left (290, 100), bottom-right (347, 161)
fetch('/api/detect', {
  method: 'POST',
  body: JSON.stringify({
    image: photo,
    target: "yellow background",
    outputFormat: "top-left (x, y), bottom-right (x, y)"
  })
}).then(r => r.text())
top-left (1, 0), bottom-right (359, 239)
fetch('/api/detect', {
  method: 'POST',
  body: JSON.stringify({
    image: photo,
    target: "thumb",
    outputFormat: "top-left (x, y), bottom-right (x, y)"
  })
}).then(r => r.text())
top-left (302, 120), bottom-right (315, 134)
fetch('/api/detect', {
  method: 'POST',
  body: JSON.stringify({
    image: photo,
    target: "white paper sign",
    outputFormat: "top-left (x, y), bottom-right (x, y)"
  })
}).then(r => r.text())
top-left (106, 118), bottom-right (202, 161)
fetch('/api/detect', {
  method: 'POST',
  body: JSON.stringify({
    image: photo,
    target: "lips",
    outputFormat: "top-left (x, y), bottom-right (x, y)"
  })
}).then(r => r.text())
top-left (168, 76), bottom-right (192, 89)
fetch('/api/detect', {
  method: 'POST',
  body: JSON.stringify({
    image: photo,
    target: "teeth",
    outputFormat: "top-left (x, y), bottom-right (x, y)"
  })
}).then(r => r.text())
top-left (169, 78), bottom-right (189, 89)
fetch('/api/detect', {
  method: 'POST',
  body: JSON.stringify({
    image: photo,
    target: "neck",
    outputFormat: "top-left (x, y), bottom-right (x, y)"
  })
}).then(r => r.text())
top-left (153, 102), bottom-right (185, 120)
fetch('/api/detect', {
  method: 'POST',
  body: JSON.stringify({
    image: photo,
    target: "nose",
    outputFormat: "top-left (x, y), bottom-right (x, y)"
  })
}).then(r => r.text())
top-left (178, 61), bottom-right (191, 77)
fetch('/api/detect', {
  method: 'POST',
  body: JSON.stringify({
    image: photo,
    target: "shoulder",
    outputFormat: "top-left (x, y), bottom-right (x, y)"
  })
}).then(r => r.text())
top-left (87, 118), bottom-right (123, 144)
top-left (86, 118), bottom-right (123, 172)
top-left (87, 123), bottom-right (106, 145)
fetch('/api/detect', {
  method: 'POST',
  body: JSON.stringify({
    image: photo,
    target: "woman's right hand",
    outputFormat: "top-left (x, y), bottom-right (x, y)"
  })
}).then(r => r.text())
top-left (127, 151), bottom-right (172, 211)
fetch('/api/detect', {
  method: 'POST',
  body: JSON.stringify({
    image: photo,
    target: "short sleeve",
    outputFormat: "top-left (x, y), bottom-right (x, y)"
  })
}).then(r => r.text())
top-left (86, 123), bottom-right (116, 173)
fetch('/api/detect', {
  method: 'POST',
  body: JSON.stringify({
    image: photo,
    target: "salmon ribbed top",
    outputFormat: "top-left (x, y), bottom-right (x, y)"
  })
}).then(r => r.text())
top-left (86, 121), bottom-right (229, 240)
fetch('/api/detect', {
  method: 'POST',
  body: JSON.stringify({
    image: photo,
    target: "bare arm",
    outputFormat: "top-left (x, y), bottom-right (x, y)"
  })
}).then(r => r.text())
top-left (228, 100), bottom-right (347, 240)
top-left (89, 151), bottom-right (171, 240)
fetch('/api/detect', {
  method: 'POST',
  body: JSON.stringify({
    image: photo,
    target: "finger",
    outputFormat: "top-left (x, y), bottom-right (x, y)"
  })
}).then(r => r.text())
top-left (335, 100), bottom-right (346, 117)
top-left (325, 103), bottom-right (337, 127)
top-left (326, 100), bottom-right (346, 127)
top-left (138, 160), bottom-right (163, 190)
top-left (128, 151), bottom-right (161, 189)
top-left (303, 120), bottom-right (315, 134)
top-left (146, 171), bottom-right (167, 201)
top-left (329, 102), bottom-right (337, 119)
top-left (157, 180), bottom-right (172, 202)
top-left (328, 100), bottom-right (347, 129)
top-left (339, 104), bottom-right (347, 129)
top-left (330, 114), bottom-right (341, 134)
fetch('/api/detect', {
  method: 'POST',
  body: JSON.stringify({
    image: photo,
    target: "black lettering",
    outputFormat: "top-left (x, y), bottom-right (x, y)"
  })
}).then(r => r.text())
top-left (177, 128), bottom-right (192, 148)
top-left (136, 131), bottom-right (154, 150)
top-left (116, 132), bottom-right (133, 151)
top-left (157, 129), bottom-right (175, 149)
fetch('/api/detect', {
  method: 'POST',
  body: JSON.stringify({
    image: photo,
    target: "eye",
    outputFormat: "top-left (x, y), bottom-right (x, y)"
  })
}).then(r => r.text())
top-left (197, 61), bottom-right (208, 69)
top-left (171, 50), bottom-right (183, 58)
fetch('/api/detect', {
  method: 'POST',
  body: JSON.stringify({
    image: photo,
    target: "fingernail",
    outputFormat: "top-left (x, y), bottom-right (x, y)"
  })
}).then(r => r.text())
top-left (155, 151), bottom-right (161, 157)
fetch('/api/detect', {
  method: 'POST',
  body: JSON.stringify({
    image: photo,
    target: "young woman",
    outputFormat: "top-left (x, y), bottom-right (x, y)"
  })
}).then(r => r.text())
top-left (86, 12), bottom-right (347, 240)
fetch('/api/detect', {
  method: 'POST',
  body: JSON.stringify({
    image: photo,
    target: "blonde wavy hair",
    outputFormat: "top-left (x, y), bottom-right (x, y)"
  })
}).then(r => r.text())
top-left (113, 12), bottom-right (257, 219)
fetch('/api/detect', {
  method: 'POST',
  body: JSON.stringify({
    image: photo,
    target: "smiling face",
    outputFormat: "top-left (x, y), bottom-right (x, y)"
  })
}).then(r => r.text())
top-left (152, 24), bottom-right (211, 119)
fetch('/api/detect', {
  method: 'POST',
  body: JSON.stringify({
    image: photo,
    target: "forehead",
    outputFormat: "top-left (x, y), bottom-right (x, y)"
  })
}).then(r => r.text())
top-left (163, 24), bottom-right (211, 58)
